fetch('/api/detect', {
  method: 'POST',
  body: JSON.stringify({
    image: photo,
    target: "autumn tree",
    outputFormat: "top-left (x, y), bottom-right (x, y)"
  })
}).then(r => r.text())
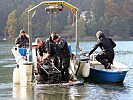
top-left (18, 5), bottom-right (33, 34)
top-left (87, 17), bottom-right (104, 36)
top-left (92, 0), bottom-right (105, 21)
top-left (45, 20), bottom-right (60, 36)
top-left (104, 0), bottom-right (131, 37)
top-left (63, 25), bottom-right (75, 37)
top-left (5, 10), bottom-right (17, 40)
top-left (1, 0), bottom-right (133, 39)
top-left (129, 0), bottom-right (133, 37)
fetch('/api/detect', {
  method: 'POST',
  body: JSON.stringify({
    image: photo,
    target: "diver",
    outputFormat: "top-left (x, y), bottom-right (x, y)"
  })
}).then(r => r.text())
top-left (51, 33), bottom-right (70, 82)
top-left (15, 30), bottom-right (29, 47)
top-left (87, 31), bottom-right (116, 69)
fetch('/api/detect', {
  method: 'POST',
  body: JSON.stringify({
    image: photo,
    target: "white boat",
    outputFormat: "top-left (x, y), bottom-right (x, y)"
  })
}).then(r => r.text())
top-left (12, 1), bottom-right (88, 86)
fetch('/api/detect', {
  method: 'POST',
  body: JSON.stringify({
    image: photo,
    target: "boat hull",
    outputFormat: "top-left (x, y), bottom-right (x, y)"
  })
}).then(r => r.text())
top-left (87, 68), bottom-right (128, 83)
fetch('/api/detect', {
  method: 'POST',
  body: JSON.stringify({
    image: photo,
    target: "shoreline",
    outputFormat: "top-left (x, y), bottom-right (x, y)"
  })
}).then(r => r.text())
top-left (68, 36), bottom-right (133, 42)
top-left (1, 36), bottom-right (133, 42)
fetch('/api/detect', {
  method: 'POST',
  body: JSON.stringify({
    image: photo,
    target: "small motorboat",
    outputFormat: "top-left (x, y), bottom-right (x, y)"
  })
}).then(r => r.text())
top-left (86, 54), bottom-right (128, 83)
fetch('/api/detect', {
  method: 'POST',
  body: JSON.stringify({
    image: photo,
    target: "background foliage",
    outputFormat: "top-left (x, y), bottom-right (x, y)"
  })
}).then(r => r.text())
top-left (0, 0), bottom-right (133, 40)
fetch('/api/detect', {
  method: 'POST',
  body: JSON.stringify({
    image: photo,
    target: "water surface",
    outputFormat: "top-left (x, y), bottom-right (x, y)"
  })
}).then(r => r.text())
top-left (0, 41), bottom-right (133, 100)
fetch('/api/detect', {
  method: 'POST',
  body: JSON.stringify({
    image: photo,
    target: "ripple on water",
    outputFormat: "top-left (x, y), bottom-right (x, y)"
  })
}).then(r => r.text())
top-left (0, 83), bottom-right (12, 99)
top-left (2, 64), bottom-right (16, 68)
top-left (35, 85), bottom-right (82, 96)
top-left (115, 51), bottom-right (133, 55)
top-left (0, 82), bottom-right (12, 89)
top-left (0, 58), bottom-right (16, 67)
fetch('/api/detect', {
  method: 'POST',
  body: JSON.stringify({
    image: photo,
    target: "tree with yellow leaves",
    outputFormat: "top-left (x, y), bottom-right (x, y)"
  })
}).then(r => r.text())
top-left (5, 10), bottom-right (17, 40)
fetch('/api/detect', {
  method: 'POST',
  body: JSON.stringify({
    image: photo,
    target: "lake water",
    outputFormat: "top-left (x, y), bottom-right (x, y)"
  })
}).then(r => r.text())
top-left (0, 41), bottom-right (133, 100)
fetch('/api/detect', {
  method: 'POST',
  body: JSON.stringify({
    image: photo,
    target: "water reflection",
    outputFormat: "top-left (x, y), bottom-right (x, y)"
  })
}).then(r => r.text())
top-left (12, 83), bottom-right (129, 100)
top-left (99, 83), bottom-right (128, 93)
top-left (80, 82), bottom-right (130, 100)
top-left (98, 83), bottom-right (128, 100)
top-left (34, 85), bottom-right (85, 100)
top-left (69, 87), bottom-right (80, 100)
top-left (12, 84), bottom-right (33, 99)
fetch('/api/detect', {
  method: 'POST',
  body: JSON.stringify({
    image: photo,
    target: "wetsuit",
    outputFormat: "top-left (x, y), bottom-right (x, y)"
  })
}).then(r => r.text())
top-left (89, 33), bottom-right (116, 68)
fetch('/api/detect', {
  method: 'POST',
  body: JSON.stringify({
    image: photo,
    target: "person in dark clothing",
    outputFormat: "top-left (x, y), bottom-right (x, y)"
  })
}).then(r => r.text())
top-left (45, 36), bottom-right (57, 57)
top-left (15, 30), bottom-right (29, 47)
top-left (51, 34), bottom-right (70, 82)
top-left (88, 31), bottom-right (116, 69)
top-left (45, 35), bottom-right (59, 68)
top-left (35, 38), bottom-right (48, 83)
top-left (35, 38), bottom-right (47, 61)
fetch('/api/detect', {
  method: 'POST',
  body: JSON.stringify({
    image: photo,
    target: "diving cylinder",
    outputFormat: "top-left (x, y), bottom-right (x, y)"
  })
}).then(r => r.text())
top-left (13, 67), bottom-right (20, 84)
top-left (81, 62), bottom-right (90, 77)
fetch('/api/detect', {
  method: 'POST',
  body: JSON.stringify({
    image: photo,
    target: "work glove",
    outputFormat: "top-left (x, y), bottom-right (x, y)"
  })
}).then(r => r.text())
top-left (85, 53), bottom-right (90, 58)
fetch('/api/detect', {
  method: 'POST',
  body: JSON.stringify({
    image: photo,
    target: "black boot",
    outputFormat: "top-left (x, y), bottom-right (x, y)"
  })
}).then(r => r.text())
top-left (105, 63), bottom-right (111, 69)
top-left (61, 71), bottom-right (69, 83)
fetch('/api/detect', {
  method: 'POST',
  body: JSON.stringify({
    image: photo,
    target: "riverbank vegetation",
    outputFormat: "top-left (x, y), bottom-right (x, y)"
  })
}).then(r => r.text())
top-left (0, 0), bottom-right (133, 41)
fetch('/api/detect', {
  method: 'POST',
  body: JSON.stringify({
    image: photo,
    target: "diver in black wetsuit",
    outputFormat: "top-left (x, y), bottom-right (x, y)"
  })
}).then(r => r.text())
top-left (88, 31), bottom-right (116, 69)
